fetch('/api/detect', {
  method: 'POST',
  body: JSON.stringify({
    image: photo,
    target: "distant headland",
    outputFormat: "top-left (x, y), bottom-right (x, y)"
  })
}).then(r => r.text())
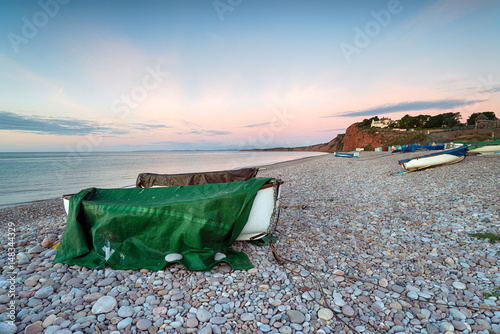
top-left (250, 112), bottom-right (500, 153)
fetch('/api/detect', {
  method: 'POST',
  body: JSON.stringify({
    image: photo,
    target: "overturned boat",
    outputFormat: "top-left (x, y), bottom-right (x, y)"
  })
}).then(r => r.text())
top-left (398, 146), bottom-right (468, 171)
top-left (58, 168), bottom-right (282, 271)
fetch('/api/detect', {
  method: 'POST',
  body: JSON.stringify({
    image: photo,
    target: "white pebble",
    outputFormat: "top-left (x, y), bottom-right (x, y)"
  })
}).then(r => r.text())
top-left (453, 282), bottom-right (466, 289)
top-left (165, 253), bottom-right (183, 262)
top-left (214, 252), bottom-right (226, 261)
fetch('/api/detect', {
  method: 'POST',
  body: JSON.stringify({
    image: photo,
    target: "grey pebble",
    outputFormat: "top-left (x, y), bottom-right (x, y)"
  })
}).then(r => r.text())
top-left (53, 330), bottom-right (72, 334)
top-left (136, 318), bottom-right (152, 330)
top-left (240, 313), bottom-right (255, 321)
top-left (210, 317), bottom-right (227, 325)
top-left (342, 305), bottom-right (355, 317)
top-left (287, 310), bottom-right (305, 324)
top-left (198, 326), bottom-right (213, 334)
top-left (260, 324), bottom-right (271, 332)
top-left (280, 326), bottom-right (292, 334)
top-left (407, 291), bottom-right (419, 300)
top-left (197, 308), bottom-right (212, 322)
top-left (34, 285), bottom-right (54, 299)
top-left (117, 318), bottom-right (132, 330)
top-left (118, 306), bottom-right (134, 318)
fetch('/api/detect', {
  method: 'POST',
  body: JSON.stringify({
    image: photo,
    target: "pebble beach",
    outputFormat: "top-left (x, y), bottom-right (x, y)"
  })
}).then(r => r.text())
top-left (1, 151), bottom-right (499, 334)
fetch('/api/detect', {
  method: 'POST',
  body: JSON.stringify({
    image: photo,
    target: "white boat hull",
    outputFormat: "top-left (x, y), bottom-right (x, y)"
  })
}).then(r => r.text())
top-left (62, 182), bottom-right (281, 241)
top-left (236, 184), bottom-right (280, 241)
top-left (468, 145), bottom-right (500, 155)
top-left (400, 153), bottom-right (465, 171)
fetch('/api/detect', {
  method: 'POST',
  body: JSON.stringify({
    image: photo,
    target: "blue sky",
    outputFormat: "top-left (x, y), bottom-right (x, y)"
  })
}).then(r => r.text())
top-left (1, 0), bottom-right (499, 151)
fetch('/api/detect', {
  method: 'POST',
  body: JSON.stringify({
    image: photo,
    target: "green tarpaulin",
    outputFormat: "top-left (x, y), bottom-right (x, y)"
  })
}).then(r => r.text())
top-left (454, 140), bottom-right (500, 151)
top-left (54, 178), bottom-right (274, 271)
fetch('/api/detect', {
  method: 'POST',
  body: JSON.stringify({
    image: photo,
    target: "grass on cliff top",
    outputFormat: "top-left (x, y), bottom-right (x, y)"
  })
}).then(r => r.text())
top-left (454, 135), bottom-right (495, 142)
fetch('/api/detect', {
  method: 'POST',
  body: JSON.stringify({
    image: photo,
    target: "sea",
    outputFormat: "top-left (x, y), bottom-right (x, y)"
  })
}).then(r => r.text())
top-left (0, 151), bottom-right (326, 209)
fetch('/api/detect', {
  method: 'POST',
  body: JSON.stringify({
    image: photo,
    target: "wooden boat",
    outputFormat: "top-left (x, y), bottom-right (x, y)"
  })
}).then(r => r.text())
top-left (334, 152), bottom-right (359, 158)
top-left (62, 169), bottom-right (282, 241)
top-left (398, 146), bottom-right (468, 171)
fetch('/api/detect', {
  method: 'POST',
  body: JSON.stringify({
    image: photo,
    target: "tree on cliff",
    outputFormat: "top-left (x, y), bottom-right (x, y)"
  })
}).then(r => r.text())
top-left (397, 114), bottom-right (429, 129)
top-left (466, 111), bottom-right (497, 125)
top-left (425, 112), bottom-right (461, 128)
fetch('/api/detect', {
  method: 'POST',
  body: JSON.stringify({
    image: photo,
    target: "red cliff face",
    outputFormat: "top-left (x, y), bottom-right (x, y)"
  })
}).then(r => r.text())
top-left (252, 122), bottom-right (487, 153)
top-left (288, 124), bottom-right (397, 152)
top-left (252, 123), bottom-right (399, 152)
top-left (340, 124), bottom-right (389, 151)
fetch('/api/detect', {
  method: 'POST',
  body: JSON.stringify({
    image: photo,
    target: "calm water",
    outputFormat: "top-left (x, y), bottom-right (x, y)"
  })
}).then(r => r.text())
top-left (0, 151), bottom-right (326, 208)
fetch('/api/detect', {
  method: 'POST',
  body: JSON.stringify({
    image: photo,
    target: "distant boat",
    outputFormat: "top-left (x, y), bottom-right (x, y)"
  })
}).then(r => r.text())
top-left (334, 152), bottom-right (359, 158)
top-left (398, 146), bottom-right (468, 171)
top-left (453, 140), bottom-right (500, 155)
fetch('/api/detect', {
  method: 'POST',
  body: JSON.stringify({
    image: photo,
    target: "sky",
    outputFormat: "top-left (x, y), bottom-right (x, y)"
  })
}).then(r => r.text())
top-left (1, 0), bottom-right (500, 152)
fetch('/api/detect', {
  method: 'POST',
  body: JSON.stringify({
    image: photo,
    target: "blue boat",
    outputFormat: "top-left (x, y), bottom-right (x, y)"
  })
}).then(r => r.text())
top-left (401, 144), bottom-right (445, 153)
top-left (334, 152), bottom-right (359, 158)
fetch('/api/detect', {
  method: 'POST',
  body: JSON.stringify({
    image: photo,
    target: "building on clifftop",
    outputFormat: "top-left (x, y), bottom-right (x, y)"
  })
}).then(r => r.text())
top-left (475, 113), bottom-right (500, 129)
top-left (371, 118), bottom-right (393, 128)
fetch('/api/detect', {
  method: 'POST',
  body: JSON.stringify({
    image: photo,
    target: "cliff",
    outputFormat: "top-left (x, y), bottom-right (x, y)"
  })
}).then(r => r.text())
top-left (258, 124), bottom-right (399, 152)
top-left (249, 121), bottom-right (499, 153)
top-left (339, 124), bottom-right (394, 151)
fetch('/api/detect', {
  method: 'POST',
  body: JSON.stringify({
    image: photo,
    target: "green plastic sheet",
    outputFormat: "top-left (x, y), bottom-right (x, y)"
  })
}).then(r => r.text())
top-left (454, 140), bottom-right (500, 151)
top-left (54, 178), bottom-right (274, 271)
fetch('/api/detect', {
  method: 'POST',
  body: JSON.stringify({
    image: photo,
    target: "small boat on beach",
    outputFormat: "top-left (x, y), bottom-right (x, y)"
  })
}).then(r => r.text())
top-left (135, 170), bottom-right (282, 241)
top-left (452, 140), bottom-right (500, 155)
top-left (398, 146), bottom-right (468, 171)
top-left (62, 168), bottom-right (282, 241)
top-left (58, 171), bottom-right (282, 271)
top-left (334, 152), bottom-right (359, 158)
top-left (401, 144), bottom-right (445, 153)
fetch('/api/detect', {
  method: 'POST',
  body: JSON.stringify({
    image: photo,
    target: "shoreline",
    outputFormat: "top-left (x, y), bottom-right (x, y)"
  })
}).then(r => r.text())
top-left (0, 152), bottom-right (330, 212)
top-left (1, 151), bottom-right (499, 334)
top-left (256, 152), bottom-right (331, 172)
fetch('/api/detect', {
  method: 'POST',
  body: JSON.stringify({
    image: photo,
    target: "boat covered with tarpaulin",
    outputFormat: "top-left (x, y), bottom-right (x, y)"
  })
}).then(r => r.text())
top-left (133, 169), bottom-right (281, 242)
top-left (57, 175), bottom-right (282, 271)
top-left (453, 140), bottom-right (500, 155)
top-left (398, 146), bottom-right (468, 171)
